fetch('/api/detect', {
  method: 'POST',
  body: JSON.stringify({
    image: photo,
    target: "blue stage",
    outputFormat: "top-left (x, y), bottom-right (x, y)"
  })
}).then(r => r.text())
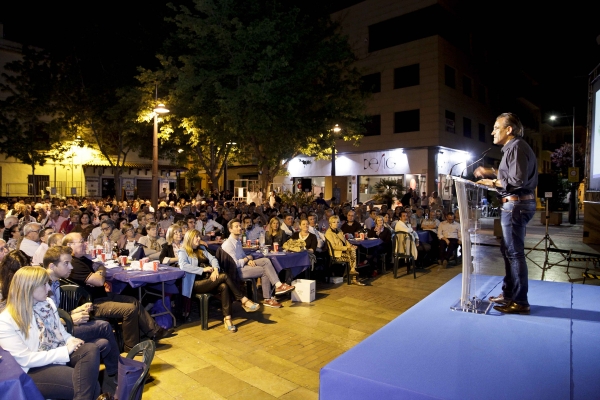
top-left (320, 275), bottom-right (600, 400)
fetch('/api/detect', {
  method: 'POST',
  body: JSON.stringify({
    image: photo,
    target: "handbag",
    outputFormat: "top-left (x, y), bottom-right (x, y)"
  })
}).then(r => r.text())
top-left (283, 238), bottom-right (306, 253)
top-left (115, 355), bottom-right (145, 400)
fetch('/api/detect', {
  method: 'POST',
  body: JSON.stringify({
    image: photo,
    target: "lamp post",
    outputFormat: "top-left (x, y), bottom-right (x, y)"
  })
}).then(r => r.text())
top-left (331, 124), bottom-right (341, 177)
top-left (151, 103), bottom-right (169, 210)
top-left (223, 141), bottom-right (236, 192)
top-left (550, 106), bottom-right (576, 224)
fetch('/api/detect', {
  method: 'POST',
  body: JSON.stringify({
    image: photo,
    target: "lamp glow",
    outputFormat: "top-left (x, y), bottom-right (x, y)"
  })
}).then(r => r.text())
top-left (154, 104), bottom-right (169, 114)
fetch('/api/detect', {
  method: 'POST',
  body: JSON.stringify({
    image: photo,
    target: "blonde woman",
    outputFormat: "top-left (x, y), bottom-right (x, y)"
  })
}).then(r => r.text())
top-left (137, 221), bottom-right (166, 261)
top-left (264, 217), bottom-right (288, 247)
top-left (0, 266), bottom-right (103, 400)
top-left (179, 229), bottom-right (259, 331)
top-left (159, 225), bottom-right (184, 265)
top-left (325, 216), bottom-right (364, 286)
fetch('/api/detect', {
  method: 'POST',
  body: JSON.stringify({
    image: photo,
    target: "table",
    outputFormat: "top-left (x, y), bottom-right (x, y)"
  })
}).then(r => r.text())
top-left (348, 238), bottom-right (383, 265)
top-left (208, 243), bottom-right (311, 278)
top-left (0, 348), bottom-right (44, 400)
top-left (105, 265), bottom-right (185, 327)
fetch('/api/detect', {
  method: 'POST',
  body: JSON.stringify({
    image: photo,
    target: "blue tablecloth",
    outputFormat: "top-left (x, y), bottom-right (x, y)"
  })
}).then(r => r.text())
top-left (246, 250), bottom-right (311, 278)
top-left (105, 265), bottom-right (185, 294)
top-left (349, 238), bottom-right (382, 248)
top-left (0, 348), bottom-right (44, 400)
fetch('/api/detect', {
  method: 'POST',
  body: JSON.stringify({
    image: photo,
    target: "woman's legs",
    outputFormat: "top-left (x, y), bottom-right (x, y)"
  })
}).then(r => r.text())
top-left (28, 343), bottom-right (101, 400)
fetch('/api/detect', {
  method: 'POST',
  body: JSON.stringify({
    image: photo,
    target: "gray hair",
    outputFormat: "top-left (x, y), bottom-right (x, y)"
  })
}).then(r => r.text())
top-left (23, 222), bottom-right (42, 236)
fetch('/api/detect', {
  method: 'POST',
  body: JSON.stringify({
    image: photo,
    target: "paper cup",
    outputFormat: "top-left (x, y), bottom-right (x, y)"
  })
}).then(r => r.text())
top-left (120, 255), bottom-right (128, 266)
top-left (273, 242), bottom-right (279, 252)
top-left (246, 240), bottom-right (251, 247)
top-left (100, 253), bottom-right (106, 262)
top-left (91, 248), bottom-right (97, 258)
top-left (152, 260), bottom-right (159, 271)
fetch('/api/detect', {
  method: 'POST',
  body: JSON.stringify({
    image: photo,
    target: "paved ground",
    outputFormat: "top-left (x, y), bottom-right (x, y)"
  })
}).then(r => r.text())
top-left (138, 211), bottom-right (599, 399)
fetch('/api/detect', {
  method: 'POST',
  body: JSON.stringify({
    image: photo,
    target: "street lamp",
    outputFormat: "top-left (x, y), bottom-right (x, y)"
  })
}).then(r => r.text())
top-left (549, 106), bottom-right (576, 224)
top-left (152, 103), bottom-right (169, 210)
top-left (223, 141), bottom-right (236, 192)
top-left (331, 124), bottom-right (341, 177)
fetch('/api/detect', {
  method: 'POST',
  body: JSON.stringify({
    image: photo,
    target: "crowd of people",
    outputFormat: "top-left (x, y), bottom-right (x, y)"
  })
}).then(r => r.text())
top-left (0, 188), bottom-right (463, 399)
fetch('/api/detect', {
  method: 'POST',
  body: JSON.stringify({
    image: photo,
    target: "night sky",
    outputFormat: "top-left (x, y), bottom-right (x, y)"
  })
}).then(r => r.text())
top-left (1, 0), bottom-right (599, 125)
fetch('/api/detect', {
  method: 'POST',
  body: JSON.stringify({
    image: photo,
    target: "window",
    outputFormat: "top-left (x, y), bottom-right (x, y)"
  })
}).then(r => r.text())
top-left (361, 73), bottom-right (381, 93)
top-left (462, 76), bottom-right (472, 97)
top-left (394, 64), bottom-right (419, 89)
top-left (445, 110), bottom-right (455, 133)
top-left (363, 115), bottom-right (381, 136)
top-left (477, 84), bottom-right (486, 104)
top-left (445, 65), bottom-right (455, 88)
top-left (478, 123), bottom-right (486, 142)
top-left (28, 175), bottom-right (50, 196)
top-left (463, 117), bottom-right (472, 138)
top-left (394, 109), bottom-right (420, 133)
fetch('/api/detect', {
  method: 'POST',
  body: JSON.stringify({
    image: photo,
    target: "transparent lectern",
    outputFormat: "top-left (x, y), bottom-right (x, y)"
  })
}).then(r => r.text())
top-left (450, 177), bottom-right (495, 314)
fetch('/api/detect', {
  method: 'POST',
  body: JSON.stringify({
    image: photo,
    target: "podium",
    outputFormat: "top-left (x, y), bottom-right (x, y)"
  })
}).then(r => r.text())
top-left (450, 176), bottom-right (495, 314)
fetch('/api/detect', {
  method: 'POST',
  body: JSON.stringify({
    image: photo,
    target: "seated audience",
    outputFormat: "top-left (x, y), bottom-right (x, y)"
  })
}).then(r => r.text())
top-left (137, 221), bottom-right (166, 261)
top-left (44, 246), bottom-right (119, 389)
top-left (367, 215), bottom-right (393, 262)
top-left (159, 225), bottom-right (184, 265)
top-left (178, 229), bottom-right (259, 332)
top-left (72, 212), bottom-right (95, 240)
top-left (325, 216), bottom-right (364, 286)
top-left (0, 266), bottom-right (103, 400)
top-left (437, 212), bottom-right (461, 268)
top-left (341, 209), bottom-right (362, 237)
top-left (264, 217), bottom-right (288, 247)
top-left (117, 222), bottom-right (141, 253)
top-left (93, 219), bottom-right (122, 246)
top-left (63, 233), bottom-right (173, 352)
top-left (222, 219), bottom-right (295, 309)
top-left (19, 222), bottom-right (42, 259)
top-left (290, 219), bottom-right (318, 253)
top-left (242, 215), bottom-right (265, 242)
top-left (31, 227), bottom-right (55, 266)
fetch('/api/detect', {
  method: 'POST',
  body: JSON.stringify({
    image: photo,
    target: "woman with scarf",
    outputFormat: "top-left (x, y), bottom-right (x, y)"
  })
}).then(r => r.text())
top-left (137, 221), bottom-right (166, 261)
top-left (0, 266), bottom-right (103, 400)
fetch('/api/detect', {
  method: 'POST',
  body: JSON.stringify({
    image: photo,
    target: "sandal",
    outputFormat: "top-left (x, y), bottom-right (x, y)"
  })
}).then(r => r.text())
top-left (242, 299), bottom-right (260, 313)
top-left (224, 318), bottom-right (237, 332)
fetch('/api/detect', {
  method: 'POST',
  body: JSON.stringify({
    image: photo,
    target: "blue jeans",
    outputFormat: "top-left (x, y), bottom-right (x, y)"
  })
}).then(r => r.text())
top-left (500, 199), bottom-right (536, 305)
top-left (74, 319), bottom-right (119, 376)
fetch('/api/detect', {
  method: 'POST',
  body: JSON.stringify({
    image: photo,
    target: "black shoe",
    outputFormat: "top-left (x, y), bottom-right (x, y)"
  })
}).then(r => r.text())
top-left (97, 393), bottom-right (115, 400)
top-left (153, 327), bottom-right (175, 341)
top-left (489, 293), bottom-right (511, 305)
top-left (493, 302), bottom-right (530, 315)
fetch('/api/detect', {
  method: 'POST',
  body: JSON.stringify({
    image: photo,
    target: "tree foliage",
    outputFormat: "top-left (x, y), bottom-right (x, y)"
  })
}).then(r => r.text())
top-left (0, 46), bottom-right (69, 197)
top-left (550, 142), bottom-right (585, 181)
top-left (143, 0), bottom-right (368, 191)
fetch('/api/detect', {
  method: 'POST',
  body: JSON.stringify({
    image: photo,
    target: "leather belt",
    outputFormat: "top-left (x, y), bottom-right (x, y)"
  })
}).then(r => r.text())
top-left (502, 194), bottom-right (535, 203)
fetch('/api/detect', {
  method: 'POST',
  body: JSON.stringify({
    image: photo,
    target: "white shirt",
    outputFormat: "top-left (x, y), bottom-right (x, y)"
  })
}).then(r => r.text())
top-left (19, 238), bottom-right (40, 257)
top-left (245, 226), bottom-right (265, 241)
top-left (195, 219), bottom-right (223, 233)
top-left (308, 225), bottom-right (325, 249)
top-left (437, 221), bottom-right (461, 241)
top-left (90, 226), bottom-right (103, 241)
top-left (221, 236), bottom-right (247, 269)
top-left (32, 242), bottom-right (49, 266)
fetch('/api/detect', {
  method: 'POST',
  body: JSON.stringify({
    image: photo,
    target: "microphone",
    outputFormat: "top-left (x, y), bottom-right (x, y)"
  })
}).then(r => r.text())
top-left (460, 148), bottom-right (492, 177)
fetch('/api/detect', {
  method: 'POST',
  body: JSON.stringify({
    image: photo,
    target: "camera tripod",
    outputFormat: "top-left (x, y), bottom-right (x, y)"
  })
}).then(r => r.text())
top-left (525, 199), bottom-right (563, 280)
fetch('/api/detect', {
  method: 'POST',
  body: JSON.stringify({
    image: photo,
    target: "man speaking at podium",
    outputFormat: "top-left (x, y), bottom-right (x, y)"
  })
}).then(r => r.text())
top-left (474, 113), bottom-right (538, 314)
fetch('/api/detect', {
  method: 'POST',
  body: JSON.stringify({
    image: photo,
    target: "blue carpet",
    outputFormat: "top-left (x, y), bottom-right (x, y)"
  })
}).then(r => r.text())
top-left (320, 274), bottom-right (600, 400)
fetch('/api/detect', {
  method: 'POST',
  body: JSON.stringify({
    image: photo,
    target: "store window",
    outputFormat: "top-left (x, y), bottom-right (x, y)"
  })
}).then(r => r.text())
top-left (358, 175), bottom-right (404, 204)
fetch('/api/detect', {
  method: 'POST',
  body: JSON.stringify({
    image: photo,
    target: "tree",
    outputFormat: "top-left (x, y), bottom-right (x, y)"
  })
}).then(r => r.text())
top-left (0, 46), bottom-right (66, 199)
top-left (550, 143), bottom-right (585, 181)
top-left (144, 0), bottom-right (368, 192)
